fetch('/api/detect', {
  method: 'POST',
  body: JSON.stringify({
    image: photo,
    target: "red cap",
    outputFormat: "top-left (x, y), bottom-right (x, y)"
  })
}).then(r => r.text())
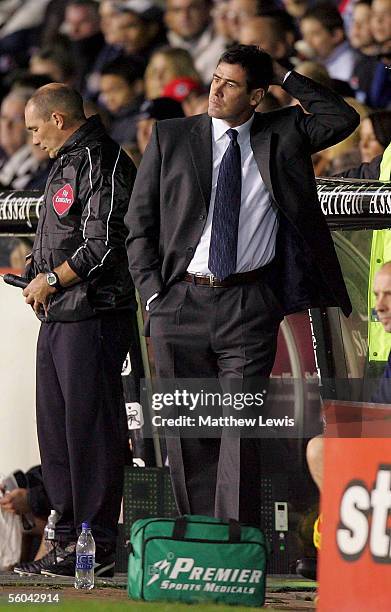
top-left (162, 77), bottom-right (203, 102)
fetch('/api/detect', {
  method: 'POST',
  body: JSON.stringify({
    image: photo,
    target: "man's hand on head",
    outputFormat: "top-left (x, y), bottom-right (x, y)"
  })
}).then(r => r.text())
top-left (23, 273), bottom-right (56, 316)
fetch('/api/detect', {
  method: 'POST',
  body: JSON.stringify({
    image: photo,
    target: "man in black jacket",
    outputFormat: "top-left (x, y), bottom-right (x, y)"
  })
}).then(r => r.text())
top-left (14, 83), bottom-right (137, 577)
top-left (126, 45), bottom-right (359, 524)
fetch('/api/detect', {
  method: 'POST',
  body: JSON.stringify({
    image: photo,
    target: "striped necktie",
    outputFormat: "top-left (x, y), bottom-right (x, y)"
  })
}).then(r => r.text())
top-left (208, 128), bottom-right (241, 280)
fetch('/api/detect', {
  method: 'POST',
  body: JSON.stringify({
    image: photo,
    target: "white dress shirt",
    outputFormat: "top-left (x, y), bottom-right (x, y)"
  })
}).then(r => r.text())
top-left (188, 114), bottom-right (279, 275)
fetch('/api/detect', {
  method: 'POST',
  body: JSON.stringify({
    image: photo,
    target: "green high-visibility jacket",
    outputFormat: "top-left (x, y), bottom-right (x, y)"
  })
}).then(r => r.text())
top-left (368, 143), bottom-right (391, 361)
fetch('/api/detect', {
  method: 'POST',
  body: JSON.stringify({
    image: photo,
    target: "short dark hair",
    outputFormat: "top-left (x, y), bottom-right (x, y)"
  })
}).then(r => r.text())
top-left (100, 57), bottom-right (144, 86)
top-left (29, 84), bottom-right (86, 122)
top-left (218, 44), bottom-right (273, 91)
top-left (302, 3), bottom-right (345, 34)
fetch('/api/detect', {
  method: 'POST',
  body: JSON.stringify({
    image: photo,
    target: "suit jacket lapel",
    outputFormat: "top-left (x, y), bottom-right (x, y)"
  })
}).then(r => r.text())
top-left (250, 114), bottom-right (276, 203)
top-left (188, 114), bottom-right (212, 212)
top-left (188, 113), bottom-right (276, 211)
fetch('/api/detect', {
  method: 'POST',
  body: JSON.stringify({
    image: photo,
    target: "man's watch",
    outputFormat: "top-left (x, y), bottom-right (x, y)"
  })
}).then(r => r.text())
top-left (46, 271), bottom-right (61, 290)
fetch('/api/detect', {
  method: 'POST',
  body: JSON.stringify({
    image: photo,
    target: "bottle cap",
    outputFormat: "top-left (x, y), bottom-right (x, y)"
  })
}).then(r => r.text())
top-left (82, 522), bottom-right (90, 530)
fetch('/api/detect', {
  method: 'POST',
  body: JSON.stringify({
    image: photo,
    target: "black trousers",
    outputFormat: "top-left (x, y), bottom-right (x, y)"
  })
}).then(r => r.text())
top-left (36, 312), bottom-right (133, 548)
top-left (150, 278), bottom-right (283, 525)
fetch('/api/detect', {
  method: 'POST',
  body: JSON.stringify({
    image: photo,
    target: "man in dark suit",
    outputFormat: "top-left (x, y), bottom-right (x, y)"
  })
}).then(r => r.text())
top-left (125, 45), bottom-right (359, 523)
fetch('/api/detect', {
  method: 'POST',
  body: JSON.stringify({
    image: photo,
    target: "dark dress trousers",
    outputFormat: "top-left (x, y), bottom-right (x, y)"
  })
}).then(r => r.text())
top-left (125, 71), bottom-right (359, 523)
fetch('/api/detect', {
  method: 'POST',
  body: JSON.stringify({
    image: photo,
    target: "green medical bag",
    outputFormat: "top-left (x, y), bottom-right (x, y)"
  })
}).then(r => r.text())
top-left (128, 514), bottom-right (268, 606)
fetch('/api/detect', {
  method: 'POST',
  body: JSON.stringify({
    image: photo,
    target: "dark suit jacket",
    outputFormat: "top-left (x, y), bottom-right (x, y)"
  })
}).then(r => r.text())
top-left (125, 71), bottom-right (360, 318)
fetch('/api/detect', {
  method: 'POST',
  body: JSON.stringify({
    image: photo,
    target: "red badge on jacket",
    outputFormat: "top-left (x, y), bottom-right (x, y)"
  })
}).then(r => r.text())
top-left (52, 184), bottom-right (74, 216)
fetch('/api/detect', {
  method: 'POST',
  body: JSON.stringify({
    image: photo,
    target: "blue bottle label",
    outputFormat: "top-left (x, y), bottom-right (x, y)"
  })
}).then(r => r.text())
top-left (76, 554), bottom-right (94, 570)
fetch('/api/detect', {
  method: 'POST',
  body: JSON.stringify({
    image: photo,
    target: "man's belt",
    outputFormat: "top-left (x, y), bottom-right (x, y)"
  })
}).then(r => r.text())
top-left (182, 266), bottom-right (271, 288)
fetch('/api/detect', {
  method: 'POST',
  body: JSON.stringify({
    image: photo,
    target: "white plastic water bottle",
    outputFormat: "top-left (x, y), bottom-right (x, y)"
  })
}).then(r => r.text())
top-left (44, 510), bottom-right (59, 552)
top-left (74, 522), bottom-right (95, 590)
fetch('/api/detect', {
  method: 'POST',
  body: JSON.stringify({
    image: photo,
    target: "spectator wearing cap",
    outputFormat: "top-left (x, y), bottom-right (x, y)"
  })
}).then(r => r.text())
top-left (164, 0), bottom-right (226, 85)
top-left (300, 3), bottom-right (358, 83)
top-left (136, 96), bottom-right (184, 153)
top-left (144, 46), bottom-right (201, 99)
top-left (162, 76), bottom-right (203, 100)
top-left (99, 57), bottom-right (145, 146)
top-left (110, 0), bottom-right (167, 67)
top-left (62, 0), bottom-right (105, 92)
top-left (162, 76), bottom-right (205, 115)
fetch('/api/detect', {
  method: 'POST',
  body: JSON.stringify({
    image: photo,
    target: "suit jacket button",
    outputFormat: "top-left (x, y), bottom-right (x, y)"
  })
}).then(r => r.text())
top-left (187, 246), bottom-right (194, 252)
top-left (199, 214), bottom-right (205, 220)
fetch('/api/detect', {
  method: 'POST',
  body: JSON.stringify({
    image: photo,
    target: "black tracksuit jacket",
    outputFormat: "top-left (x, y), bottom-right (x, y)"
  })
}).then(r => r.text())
top-left (28, 115), bottom-right (137, 322)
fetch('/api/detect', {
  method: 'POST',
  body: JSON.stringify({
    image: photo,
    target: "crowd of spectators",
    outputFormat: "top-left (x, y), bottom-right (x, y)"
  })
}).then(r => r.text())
top-left (0, 0), bottom-right (390, 188)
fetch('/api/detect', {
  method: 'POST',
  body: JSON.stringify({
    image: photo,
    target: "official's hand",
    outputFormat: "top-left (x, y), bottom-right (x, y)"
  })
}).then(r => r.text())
top-left (23, 273), bottom-right (56, 316)
top-left (271, 60), bottom-right (289, 86)
top-left (0, 488), bottom-right (30, 515)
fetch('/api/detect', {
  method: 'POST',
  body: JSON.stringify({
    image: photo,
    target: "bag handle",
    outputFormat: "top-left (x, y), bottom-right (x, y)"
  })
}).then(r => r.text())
top-left (172, 516), bottom-right (241, 543)
top-left (228, 518), bottom-right (241, 543)
top-left (172, 516), bottom-right (187, 539)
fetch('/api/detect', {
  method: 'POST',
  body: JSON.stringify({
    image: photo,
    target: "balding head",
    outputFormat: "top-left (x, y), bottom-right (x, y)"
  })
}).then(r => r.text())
top-left (26, 83), bottom-right (86, 124)
top-left (25, 84), bottom-right (87, 158)
top-left (374, 262), bottom-right (391, 333)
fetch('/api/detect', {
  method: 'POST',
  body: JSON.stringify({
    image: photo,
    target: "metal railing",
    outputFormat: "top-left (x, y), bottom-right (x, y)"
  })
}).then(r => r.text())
top-left (0, 178), bottom-right (391, 235)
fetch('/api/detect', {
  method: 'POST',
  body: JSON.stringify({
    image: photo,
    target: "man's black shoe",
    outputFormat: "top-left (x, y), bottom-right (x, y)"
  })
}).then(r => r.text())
top-left (296, 557), bottom-right (317, 580)
top-left (42, 545), bottom-right (115, 578)
top-left (13, 545), bottom-right (66, 576)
